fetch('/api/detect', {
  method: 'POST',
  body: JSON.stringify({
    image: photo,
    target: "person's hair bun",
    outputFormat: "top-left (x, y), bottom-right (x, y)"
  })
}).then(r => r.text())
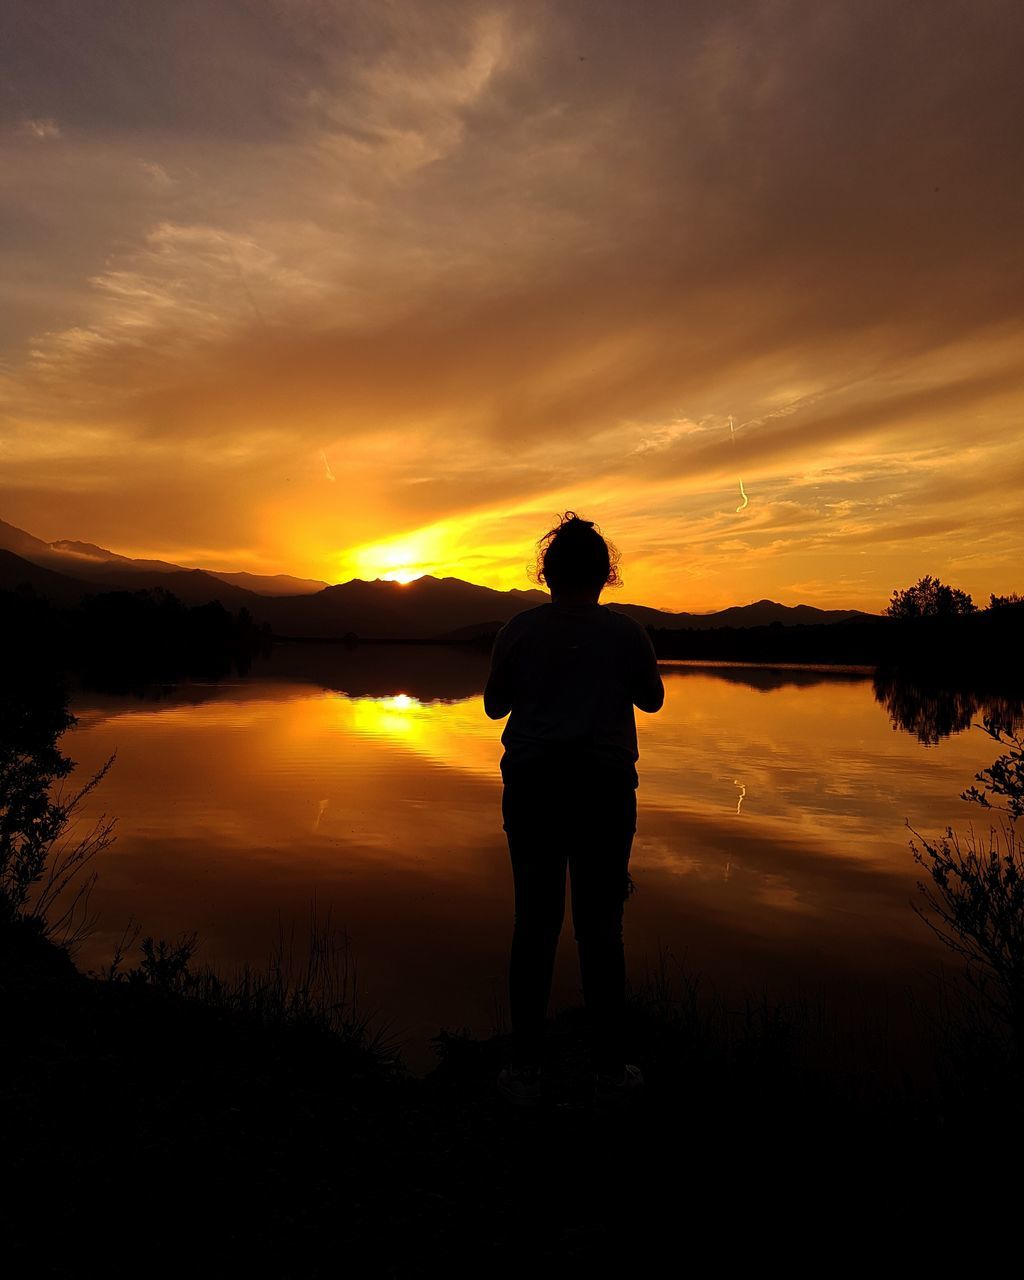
top-left (530, 511), bottom-right (622, 593)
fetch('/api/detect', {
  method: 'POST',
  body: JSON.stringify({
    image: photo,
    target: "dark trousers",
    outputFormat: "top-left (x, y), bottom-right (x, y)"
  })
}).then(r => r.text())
top-left (502, 768), bottom-right (637, 1074)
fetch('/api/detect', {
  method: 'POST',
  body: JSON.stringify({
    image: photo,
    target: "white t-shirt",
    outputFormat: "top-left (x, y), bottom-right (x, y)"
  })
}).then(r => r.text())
top-left (484, 602), bottom-right (664, 784)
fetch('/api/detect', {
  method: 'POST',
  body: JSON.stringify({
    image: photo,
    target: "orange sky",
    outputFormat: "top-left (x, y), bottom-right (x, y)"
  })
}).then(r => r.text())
top-left (2, 1), bottom-right (1023, 610)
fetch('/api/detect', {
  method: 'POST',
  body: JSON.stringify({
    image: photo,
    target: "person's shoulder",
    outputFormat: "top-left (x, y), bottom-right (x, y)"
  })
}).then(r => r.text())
top-left (601, 606), bottom-right (650, 637)
top-left (501, 604), bottom-right (553, 634)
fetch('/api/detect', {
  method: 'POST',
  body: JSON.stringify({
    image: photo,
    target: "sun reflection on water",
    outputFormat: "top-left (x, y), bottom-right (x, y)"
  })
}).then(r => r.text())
top-left (341, 692), bottom-right (430, 743)
top-left (328, 691), bottom-right (498, 777)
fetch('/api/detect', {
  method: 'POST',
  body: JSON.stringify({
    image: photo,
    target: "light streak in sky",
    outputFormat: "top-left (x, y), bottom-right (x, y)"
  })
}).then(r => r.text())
top-left (723, 387), bottom-right (857, 513)
top-left (729, 415), bottom-right (749, 513)
top-left (320, 449), bottom-right (336, 482)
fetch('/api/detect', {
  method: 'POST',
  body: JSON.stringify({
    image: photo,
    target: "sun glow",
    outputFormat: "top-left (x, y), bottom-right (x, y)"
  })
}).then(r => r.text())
top-left (332, 692), bottom-right (499, 776)
top-left (380, 568), bottom-right (424, 584)
top-left (333, 511), bottom-right (542, 595)
top-left (343, 533), bottom-right (440, 585)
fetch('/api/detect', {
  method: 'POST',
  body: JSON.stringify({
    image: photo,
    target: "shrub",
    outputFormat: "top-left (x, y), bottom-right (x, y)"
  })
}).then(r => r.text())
top-left (911, 721), bottom-right (1024, 1052)
top-left (0, 677), bottom-right (114, 946)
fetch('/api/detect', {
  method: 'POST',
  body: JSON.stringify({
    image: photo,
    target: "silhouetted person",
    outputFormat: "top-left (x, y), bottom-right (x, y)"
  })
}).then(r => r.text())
top-left (484, 513), bottom-right (664, 1107)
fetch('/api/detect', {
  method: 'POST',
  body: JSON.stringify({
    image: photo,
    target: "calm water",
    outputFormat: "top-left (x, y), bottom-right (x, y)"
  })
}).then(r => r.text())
top-left (68, 646), bottom-right (1012, 1062)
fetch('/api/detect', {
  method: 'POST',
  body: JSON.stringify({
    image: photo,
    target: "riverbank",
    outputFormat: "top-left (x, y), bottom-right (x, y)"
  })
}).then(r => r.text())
top-left (2, 914), bottom-right (1012, 1274)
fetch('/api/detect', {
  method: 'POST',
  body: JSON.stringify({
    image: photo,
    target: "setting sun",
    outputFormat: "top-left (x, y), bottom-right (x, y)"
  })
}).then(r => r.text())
top-left (343, 530), bottom-right (450, 587)
top-left (380, 569), bottom-right (425, 585)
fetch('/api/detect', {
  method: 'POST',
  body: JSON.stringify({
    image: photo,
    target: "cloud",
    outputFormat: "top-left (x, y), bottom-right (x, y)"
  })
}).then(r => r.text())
top-left (0, 0), bottom-right (1022, 607)
top-left (20, 117), bottom-right (61, 139)
top-left (138, 160), bottom-right (175, 188)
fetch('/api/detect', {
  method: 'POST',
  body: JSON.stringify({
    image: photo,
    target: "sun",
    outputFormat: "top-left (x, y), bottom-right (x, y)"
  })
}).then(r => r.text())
top-left (380, 568), bottom-right (424, 584)
top-left (342, 534), bottom-right (435, 584)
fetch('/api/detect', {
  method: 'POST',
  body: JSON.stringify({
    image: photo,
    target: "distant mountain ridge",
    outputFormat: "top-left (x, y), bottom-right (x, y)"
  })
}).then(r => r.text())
top-left (0, 519), bottom-right (328, 598)
top-left (0, 517), bottom-right (873, 639)
top-left (0, 547), bottom-right (103, 604)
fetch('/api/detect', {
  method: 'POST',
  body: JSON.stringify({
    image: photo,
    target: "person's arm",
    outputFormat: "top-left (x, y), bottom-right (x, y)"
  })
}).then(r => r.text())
top-left (632, 624), bottom-right (665, 713)
top-left (483, 624), bottom-right (516, 719)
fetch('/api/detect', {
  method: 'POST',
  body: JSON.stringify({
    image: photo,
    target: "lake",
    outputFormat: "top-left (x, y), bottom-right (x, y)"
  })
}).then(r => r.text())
top-left (68, 645), bottom-right (1016, 1066)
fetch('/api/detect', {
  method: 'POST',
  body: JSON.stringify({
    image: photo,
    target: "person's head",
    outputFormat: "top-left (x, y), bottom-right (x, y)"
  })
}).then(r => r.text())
top-left (533, 511), bottom-right (622, 602)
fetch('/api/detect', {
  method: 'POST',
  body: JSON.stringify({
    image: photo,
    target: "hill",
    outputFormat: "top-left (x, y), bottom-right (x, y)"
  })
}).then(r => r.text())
top-left (0, 548), bottom-right (101, 604)
top-left (610, 598), bottom-right (866, 630)
top-left (86, 567), bottom-right (268, 609)
top-left (256, 577), bottom-right (869, 640)
top-left (1, 516), bottom-right (874, 640)
top-left (0, 519), bottom-right (327, 597)
top-left (0, 518), bottom-right (57, 561)
top-left (0, 543), bottom-right (271, 611)
top-left (258, 576), bottom-right (550, 639)
top-left (205, 569), bottom-right (328, 596)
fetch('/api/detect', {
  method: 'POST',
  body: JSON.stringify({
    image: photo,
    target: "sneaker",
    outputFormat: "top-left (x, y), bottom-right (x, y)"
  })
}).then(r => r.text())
top-left (593, 1064), bottom-right (644, 1111)
top-left (496, 1063), bottom-right (543, 1108)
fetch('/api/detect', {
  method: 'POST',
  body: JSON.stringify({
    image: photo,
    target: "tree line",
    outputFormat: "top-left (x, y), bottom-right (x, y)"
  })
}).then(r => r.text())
top-left (1, 584), bottom-right (271, 690)
top-left (887, 575), bottom-right (1023, 619)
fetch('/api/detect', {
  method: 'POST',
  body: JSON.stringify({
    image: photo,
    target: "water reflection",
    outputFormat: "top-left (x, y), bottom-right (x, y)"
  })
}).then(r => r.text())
top-left (268, 642), bottom-right (490, 703)
top-left (872, 670), bottom-right (1024, 745)
top-left (79, 648), bottom-right (1023, 752)
top-left (64, 649), bottom-right (1020, 1067)
top-left (659, 662), bottom-right (873, 693)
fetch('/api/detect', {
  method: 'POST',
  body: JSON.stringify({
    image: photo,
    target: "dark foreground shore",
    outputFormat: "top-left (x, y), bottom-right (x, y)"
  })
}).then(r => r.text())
top-left (2, 914), bottom-right (1015, 1275)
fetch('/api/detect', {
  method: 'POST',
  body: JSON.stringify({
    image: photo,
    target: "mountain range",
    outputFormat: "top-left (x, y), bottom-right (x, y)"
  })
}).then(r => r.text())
top-left (0, 517), bottom-right (872, 640)
top-left (0, 519), bottom-right (327, 599)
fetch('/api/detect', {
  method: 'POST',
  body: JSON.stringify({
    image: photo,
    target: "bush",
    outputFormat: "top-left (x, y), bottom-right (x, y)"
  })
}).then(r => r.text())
top-left (911, 721), bottom-right (1024, 1053)
top-left (0, 676), bottom-right (114, 946)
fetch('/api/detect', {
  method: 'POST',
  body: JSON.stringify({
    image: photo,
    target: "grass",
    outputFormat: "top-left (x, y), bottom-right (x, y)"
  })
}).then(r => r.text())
top-left (1, 907), bottom-right (1017, 1274)
top-left (104, 907), bottom-right (397, 1073)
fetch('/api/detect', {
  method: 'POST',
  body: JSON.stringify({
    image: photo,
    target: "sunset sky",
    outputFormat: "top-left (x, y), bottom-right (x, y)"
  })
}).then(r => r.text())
top-left (2, 0), bottom-right (1022, 610)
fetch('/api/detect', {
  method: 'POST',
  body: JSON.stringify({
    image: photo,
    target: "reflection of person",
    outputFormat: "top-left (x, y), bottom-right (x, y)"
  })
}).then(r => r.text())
top-left (484, 513), bottom-right (664, 1107)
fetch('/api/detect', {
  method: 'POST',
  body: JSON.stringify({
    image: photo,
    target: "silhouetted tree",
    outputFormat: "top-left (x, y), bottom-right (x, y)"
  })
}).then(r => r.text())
top-left (990, 592), bottom-right (1024, 611)
top-left (886, 575), bottom-right (976, 619)
top-left (0, 583), bottom-right (270, 691)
